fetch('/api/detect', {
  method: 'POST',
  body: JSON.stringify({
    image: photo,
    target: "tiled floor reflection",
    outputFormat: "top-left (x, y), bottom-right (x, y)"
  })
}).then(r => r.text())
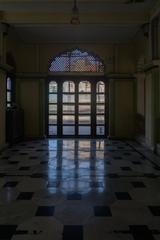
top-left (0, 139), bottom-right (160, 239)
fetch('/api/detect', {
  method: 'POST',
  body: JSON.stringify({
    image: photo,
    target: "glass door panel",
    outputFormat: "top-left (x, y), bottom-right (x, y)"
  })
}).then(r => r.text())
top-left (49, 115), bottom-right (57, 124)
top-left (79, 81), bottom-right (91, 92)
top-left (79, 94), bottom-right (91, 103)
top-left (96, 81), bottom-right (105, 136)
top-left (79, 116), bottom-right (91, 124)
top-left (49, 104), bottom-right (57, 114)
top-left (79, 105), bottom-right (91, 114)
top-left (96, 126), bottom-right (105, 135)
top-left (63, 81), bottom-right (75, 92)
top-left (63, 115), bottom-right (75, 125)
top-left (48, 79), bottom-right (106, 137)
top-left (63, 105), bottom-right (75, 114)
top-left (48, 81), bottom-right (57, 136)
top-left (49, 126), bottom-right (57, 135)
top-left (79, 126), bottom-right (91, 135)
top-left (78, 81), bottom-right (91, 136)
top-left (96, 105), bottom-right (105, 114)
top-left (96, 81), bottom-right (105, 93)
top-left (96, 115), bottom-right (105, 124)
top-left (62, 81), bottom-right (75, 135)
top-left (63, 126), bottom-right (75, 135)
top-left (63, 94), bottom-right (75, 103)
top-left (49, 81), bottom-right (57, 92)
top-left (49, 94), bottom-right (57, 103)
top-left (96, 94), bottom-right (105, 103)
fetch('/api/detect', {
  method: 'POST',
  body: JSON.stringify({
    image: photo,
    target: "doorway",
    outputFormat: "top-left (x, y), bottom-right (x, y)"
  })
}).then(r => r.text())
top-left (47, 78), bottom-right (108, 138)
top-left (47, 48), bottom-right (108, 138)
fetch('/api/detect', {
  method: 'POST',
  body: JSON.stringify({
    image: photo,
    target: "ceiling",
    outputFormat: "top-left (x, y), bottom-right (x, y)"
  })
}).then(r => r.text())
top-left (0, 0), bottom-right (157, 43)
top-left (0, 0), bottom-right (156, 12)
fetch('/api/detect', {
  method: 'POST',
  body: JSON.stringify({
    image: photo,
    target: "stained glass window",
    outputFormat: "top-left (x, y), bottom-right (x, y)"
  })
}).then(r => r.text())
top-left (49, 49), bottom-right (104, 73)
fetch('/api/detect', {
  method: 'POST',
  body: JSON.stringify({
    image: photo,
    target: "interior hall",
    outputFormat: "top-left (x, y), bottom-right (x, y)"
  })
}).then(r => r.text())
top-left (0, 0), bottom-right (160, 239)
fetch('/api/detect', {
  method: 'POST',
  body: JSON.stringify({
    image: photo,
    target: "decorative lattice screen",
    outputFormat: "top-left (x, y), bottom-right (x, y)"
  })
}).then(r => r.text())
top-left (49, 49), bottom-right (104, 73)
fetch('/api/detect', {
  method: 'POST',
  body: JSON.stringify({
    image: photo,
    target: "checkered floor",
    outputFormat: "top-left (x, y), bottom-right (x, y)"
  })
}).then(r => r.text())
top-left (0, 139), bottom-right (160, 240)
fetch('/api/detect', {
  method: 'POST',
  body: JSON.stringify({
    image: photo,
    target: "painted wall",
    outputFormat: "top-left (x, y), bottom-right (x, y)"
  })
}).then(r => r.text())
top-left (136, 74), bottom-right (145, 116)
top-left (152, 67), bottom-right (160, 144)
top-left (12, 42), bottom-right (135, 139)
top-left (133, 30), bottom-right (149, 144)
top-left (133, 31), bottom-right (148, 121)
top-left (114, 79), bottom-right (135, 138)
top-left (0, 25), bottom-right (137, 141)
top-left (16, 78), bottom-right (45, 139)
top-left (133, 16), bottom-right (160, 150)
top-left (6, 27), bottom-right (20, 64)
top-left (14, 43), bottom-right (135, 74)
top-left (0, 3), bottom-right (159, 150)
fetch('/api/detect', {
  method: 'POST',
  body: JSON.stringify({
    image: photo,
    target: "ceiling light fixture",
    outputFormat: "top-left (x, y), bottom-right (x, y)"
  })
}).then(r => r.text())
top-left (70, 0), bottom-right (80, 25)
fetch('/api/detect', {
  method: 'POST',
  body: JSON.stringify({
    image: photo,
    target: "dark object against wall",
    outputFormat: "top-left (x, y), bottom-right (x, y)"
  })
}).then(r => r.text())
top-left (6, 107), bottom-right (24, 145)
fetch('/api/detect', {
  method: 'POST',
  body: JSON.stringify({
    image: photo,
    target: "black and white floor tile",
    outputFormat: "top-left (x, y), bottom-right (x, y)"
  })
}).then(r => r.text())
top-left (0, 139), bottom-right (160, 239)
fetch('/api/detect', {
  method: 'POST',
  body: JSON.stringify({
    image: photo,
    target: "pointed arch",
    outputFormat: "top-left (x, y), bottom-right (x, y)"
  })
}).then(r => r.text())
top-left (49, 48), bottom-right (105, 73)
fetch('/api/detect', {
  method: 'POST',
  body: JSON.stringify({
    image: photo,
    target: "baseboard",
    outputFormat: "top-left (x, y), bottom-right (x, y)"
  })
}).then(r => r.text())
top-left (0, 143), bottom-right (9, 153)
top-left (156, 143), bottom-right (160, 156)
top-left (23, 135), bottom-right (46, 141)
top-left (108, 135), bottom-right (134, 141)
top-left (135, 135), bottom-right (146, 146)
top-left (135, 135), bottom-right (157, 152)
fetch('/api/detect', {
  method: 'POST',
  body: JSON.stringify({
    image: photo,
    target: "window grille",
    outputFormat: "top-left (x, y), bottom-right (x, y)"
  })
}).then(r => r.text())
top-left (49, 49), bottom-right (104, 73)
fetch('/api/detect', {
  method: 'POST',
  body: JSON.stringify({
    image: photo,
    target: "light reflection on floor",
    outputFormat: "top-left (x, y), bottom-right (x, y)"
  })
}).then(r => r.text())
top-left (0, 139), bottom-right (160, 239)
top-left (47, 139), bottom-right (105, 195)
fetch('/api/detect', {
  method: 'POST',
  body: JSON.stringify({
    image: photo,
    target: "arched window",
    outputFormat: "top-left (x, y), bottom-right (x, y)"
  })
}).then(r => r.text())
top-left (79, 81), bottom-right (91, 93)
top-left (96, 81), bottom-right (105, 93)
top-left (49, 81), bottom-right (57, 93)
top-left (49, 48), bottom-right (104, 73)
top-left (6, 77), bottom-right (12, 107)
top-left (63, 81), bottom-right (75, 93)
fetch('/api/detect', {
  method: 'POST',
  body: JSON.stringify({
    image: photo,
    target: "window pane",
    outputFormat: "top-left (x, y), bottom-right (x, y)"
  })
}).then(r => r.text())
top-left (79, 105), bottom-right (91, 114)
top-left (63, 81), bottom-right (75, 92)
top-left (79, 94), bottom-right (91, 103)
top-left (63, 115), bottom-right (75, 124)
top-left (79, 116), bottom-right (91, 124)
top-left (97, 115), bottom-right (105, 124)
top-left (96, 81), bottom-right (105, 93)
top-left (79, 126), bottom-right (91, 135)
top-left (97, 126), bottom-right (105, 135)
top-left (79, 81), bottom-right (91, 92)
top-left (63, 94), bottom-right (75, 103)
top-left (49, 94), bottom-right (57, 103)
top-left (49, 81), bottom-right (57, 93)
top-left (97, 105), bottom-right (105, 114)
top-left (49, 105), bottom-right (57, 114)
top-left (49, 126), bottom-right (57, 135)
top-left (63, 126), bottom-right (75, 135)
top-left (7, 78), bottom-right (11, 90)
top-left (49, 115), bottom-right (57, 124)
top-left (7, 103), bottom-right (11, 107)
top-left (63, 105), bottom-right (75, 114)
top-left (96, 94), bottom-right (105, 103)
top-left (7, 92), bottom-right (11, 102)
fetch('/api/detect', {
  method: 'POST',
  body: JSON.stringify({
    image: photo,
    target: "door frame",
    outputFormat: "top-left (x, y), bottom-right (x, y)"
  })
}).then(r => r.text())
top-left (46, 74), bottom-right (109, 138)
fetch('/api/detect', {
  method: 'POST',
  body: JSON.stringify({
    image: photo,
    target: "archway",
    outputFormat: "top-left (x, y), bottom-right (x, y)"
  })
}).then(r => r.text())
top-left (47, 48), bottom-right (108, 138)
